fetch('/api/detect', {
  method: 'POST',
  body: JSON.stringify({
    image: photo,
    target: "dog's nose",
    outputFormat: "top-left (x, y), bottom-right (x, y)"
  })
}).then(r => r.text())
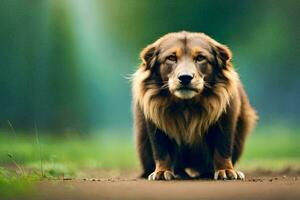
top-left (178, 73), bottom-right (194, 85)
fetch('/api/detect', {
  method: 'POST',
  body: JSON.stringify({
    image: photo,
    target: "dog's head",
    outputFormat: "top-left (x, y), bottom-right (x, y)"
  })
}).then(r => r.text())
top-left (139, 31), bottom-right (232, 100)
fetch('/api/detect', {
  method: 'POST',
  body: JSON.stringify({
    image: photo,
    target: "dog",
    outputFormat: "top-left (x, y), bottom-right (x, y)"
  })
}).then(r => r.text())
top-left (132, 31), bottom-right (257, 180)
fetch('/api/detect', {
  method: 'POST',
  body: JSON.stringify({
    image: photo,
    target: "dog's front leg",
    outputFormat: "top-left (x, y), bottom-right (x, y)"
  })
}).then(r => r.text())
top-left (147, 126), bottom-right (176, 180)
top-left (213, 115), bottom-right (245, 180)
top-left (213, 150), bottom-right (245, 180)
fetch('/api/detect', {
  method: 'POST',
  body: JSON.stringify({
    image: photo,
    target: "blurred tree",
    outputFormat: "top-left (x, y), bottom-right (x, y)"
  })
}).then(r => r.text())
top-left (0, 0), bottom-right (299, 133)
top-left (0, 1), bottom-right (88, 132)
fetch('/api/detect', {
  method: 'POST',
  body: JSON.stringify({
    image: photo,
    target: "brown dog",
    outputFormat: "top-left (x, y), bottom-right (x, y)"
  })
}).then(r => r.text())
top-left (132, 31), bottom-right (257, 180)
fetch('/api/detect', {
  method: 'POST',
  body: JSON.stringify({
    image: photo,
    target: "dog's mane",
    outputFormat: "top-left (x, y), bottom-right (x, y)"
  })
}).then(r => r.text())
top-left (132, 60), bottom-right (239, 145)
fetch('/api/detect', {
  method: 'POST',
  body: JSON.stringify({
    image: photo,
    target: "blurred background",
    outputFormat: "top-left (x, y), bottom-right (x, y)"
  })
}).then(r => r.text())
top-left (0, 0), bottom-right (299, 183)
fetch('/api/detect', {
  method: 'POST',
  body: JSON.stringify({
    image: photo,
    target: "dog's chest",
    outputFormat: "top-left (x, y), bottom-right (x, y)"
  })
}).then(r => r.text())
top-left (156, 106), bottom-right (205, 145)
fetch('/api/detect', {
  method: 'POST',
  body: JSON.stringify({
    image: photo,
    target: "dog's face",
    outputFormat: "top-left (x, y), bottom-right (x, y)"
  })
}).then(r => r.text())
top-left (140, 32), bottom-right (232, 100)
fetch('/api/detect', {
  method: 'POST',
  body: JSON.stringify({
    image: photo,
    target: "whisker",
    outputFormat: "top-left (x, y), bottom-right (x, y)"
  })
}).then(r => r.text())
top-left (160, 82), bottom-right (169, 89)
top-left (204, 82), bottom-right (212, 89)
top-left (142, 81), bottom-right (170, 90)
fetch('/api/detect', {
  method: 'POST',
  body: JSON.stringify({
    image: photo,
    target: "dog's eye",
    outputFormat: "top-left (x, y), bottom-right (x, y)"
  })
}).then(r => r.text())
top-left (195, 55), bottom-right (206, 63)
top-left (166, 55), bottom-right (177, 62)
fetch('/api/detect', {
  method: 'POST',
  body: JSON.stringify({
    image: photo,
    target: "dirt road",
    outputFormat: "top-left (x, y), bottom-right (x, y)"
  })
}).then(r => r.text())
top-left (28, 174), bottom-right (299, 200)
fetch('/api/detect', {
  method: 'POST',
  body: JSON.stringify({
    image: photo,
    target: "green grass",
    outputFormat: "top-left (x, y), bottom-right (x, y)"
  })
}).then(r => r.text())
top-left (0, 125), bottom-right (299, 174)
top-left (0, 131), bottom-right (138, 178)
top-left (239, 124), bottom-right (300, 170)
top-left (0, 126), bottom-right (299, 175)
top-left (0, 167), bottom-right (36, 199)
top-left (0, 130), bottom-right (138, 198)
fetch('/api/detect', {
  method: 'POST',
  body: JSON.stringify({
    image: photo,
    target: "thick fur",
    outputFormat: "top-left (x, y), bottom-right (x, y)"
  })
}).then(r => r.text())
top-left (132, 31), bottom-right (257, 180)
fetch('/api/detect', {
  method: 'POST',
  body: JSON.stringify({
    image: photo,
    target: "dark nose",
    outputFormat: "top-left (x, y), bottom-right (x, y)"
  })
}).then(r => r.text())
top-left (178, 73), bottom-right (194, 85)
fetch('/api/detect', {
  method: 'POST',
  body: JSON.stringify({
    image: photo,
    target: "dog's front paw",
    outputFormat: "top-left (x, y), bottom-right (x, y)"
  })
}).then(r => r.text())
top-left (148, 170), bottom-right (176, 181)
top-left (214, 169), bottom-right (245, 180)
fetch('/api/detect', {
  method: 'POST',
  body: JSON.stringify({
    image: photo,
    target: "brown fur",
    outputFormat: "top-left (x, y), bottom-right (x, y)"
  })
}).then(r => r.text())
top-left (132, 31), bottom-right (257, 180)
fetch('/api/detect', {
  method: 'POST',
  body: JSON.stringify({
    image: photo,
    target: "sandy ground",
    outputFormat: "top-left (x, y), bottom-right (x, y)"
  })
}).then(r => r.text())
top-left (26, 172), bottom-right (300, 200)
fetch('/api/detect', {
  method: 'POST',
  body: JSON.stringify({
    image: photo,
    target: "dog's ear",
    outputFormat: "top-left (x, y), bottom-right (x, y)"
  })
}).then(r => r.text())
top-left (212, 41), bottom-right (232, 69)
top-left (140, 44), bottom-right (158, 69)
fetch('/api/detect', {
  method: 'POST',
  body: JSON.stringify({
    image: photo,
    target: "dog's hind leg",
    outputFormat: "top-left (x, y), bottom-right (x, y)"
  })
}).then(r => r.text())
top-left (232, 86), bottom-right (257, 165)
